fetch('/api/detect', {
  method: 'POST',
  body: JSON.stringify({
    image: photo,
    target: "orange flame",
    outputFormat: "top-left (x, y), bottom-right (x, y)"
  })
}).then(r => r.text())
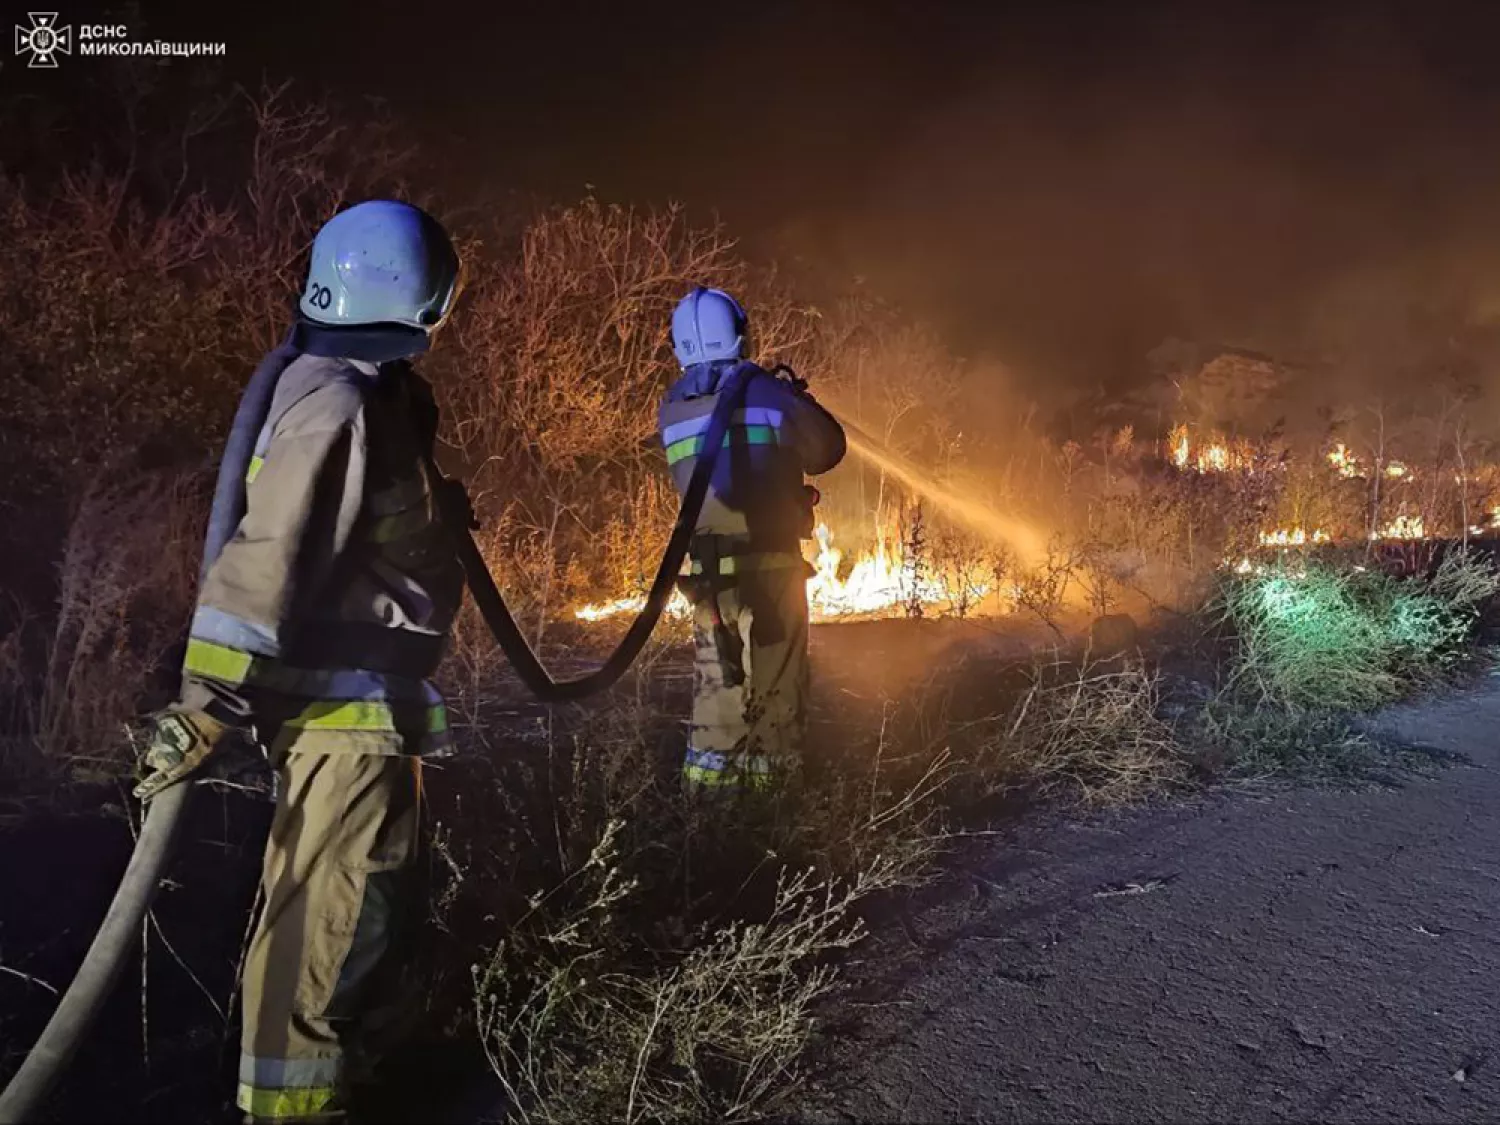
top-left (1371, 514), bottom-right (1425, 541)
top-left (1169, 425), bottom-right (1255, 473)
top-left (572, 590), bottom-right (690, 624)
top-left (575, 522), bottom-right (999, 624)
top-left (1258, 527), bottom-right (1330, 547)
top-left (1327, 443), bottom-right (1362, 478)
top-left (1170, 425), bottom-right (1191, 470)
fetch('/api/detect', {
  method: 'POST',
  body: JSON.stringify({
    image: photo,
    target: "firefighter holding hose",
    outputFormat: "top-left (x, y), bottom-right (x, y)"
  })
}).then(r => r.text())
top-left (3, 218), bottom-right (840, 1124)
top-left (661, 288), bottom-right (847, 791)
top-left (132, 200), bottom-right (466, 1122)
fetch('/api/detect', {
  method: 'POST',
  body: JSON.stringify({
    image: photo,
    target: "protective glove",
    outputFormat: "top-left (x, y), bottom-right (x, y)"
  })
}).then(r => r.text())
top-left (133, 708), bottom-right (229, 802)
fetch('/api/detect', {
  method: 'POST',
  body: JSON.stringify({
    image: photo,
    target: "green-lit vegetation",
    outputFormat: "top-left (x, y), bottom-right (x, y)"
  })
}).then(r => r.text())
top-left (1220, 550), bottom-right (1499, 712)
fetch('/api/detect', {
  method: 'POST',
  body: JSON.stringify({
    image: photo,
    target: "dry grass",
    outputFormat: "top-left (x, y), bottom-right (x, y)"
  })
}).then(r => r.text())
top-left (472, 818), bottom-right (902, 1125)
top-left (0, 469), bottom-right (203, 785)
top-left (971, 659), bottom-right (1186, 805)
top-left (446, 643), bottom-right (1198, 1123)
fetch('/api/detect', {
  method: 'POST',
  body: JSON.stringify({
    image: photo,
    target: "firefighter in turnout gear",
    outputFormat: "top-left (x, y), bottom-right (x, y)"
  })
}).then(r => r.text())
top-left (133, 200), bottom-right (466, 1122)
top-left (659, 287), bottom-right (846, 790)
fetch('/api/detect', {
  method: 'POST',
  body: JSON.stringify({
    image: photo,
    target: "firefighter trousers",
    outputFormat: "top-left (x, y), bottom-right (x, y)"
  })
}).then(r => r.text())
top-left (237, 748), bottom-right (422, 1121)
top-left (684, 568), bottom-right (810, 789)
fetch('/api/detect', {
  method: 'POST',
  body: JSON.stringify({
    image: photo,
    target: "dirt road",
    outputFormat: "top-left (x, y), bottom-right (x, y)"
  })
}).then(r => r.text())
top-left (794, 680), bottom-right (1500, 1124)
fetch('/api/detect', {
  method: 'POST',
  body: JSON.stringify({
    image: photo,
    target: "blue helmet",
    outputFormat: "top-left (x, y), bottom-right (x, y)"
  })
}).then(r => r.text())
top-left (300, 200), bottom-right (461, 332)
top-left (671, 286), bottom-right (747, 367)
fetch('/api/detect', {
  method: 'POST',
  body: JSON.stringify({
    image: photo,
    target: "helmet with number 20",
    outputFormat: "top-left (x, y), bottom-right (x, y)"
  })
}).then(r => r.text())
top-left (299, 200), bottom-right (461, 333)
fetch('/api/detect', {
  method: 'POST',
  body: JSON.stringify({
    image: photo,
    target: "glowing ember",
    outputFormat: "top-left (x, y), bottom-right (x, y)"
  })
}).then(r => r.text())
top-left (1258, 527), bottom-right (1330, 547)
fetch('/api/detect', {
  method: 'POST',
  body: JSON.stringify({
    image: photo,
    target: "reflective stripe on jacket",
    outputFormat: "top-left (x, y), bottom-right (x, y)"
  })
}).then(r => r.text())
top-left (658, 362), bottom-right (846, 550)
top-left (178, 353), bottom-right (464, 755)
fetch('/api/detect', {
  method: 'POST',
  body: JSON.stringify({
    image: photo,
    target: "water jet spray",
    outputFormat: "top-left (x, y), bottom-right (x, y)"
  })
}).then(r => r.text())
top-left (831, 410), bottom-right (1048, 564)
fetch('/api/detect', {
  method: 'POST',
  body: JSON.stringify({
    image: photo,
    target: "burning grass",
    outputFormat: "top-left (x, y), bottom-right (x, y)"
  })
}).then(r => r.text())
top-left (573, 516), bottom-right (1013, 626)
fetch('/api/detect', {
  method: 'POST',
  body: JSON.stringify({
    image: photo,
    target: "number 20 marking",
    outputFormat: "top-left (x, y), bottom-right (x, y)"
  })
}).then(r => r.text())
top-left (307, 281), bottom-right (333, 311)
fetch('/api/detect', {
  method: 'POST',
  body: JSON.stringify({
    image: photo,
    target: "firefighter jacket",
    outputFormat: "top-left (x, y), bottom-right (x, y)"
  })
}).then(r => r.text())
top-left (176, 352), bottom-right (465, 756)
top-left (658, 361), bottom-right (847, 555)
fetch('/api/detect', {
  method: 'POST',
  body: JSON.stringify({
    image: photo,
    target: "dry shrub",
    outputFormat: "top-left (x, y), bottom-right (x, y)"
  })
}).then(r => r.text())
top-left (1, 469), bottom-right (204, 782)
top-left (1012, 536), bottom-right (1086, 637)
top-left (977, 660), bottom-right (1185, 804)
top-left (1429, 545), bottom-right (1500, 612)
top-left (473, 818), bottom-right (897, 1125)
top-left (0, 83), bottom-right (414, 514)
top-left (928, 522), bottom-right (994, 620)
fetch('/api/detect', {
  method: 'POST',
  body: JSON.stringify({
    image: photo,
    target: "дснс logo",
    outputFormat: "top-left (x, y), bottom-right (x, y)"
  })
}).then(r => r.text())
top-left (15, 13), bottom-right (72, 68)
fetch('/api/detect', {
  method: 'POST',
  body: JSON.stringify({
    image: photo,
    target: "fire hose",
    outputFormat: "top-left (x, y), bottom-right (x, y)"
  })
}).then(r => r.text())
top-left (433, 361), bottom-right (753, 701)
top-left (0, 354), bottom-right (756, 1122)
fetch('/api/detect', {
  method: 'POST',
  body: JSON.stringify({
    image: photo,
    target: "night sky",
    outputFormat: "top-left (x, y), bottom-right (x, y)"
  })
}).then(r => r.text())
top-left (18, 0), bottom-right (1500, 397)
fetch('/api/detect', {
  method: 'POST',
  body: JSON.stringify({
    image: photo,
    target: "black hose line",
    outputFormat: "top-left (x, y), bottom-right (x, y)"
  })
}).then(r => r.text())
top-left (0, 785), bottom-right (193, 1125)
top-left (0, 356), bottom-right (753, 1119)
top-left (431, 364), bottom-right (752, 702)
